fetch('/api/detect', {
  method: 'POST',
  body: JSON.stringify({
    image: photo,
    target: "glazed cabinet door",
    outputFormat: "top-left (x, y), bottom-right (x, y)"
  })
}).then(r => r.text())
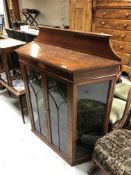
top-left (70, 0), bottom-right (92, 32)
top-left (75, 80), bottom-right (111, 161)
top-left (21, 62), bottom-right (71, 160)
top-left (24, 65), bottom-right (49, 139)
top-left (46, 74), bottom-right (69, 156)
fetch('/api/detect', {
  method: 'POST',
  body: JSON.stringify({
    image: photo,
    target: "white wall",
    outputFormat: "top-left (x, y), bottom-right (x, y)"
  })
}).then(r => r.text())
top-left (18, 0), bottom-right (69, 27)
top-left (0, 0), bottom-right (4, 14)
top-left (0, 0), bottom-right (9, 28)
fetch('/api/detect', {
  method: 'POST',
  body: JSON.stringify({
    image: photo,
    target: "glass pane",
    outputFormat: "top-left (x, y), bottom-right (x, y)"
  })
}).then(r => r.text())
top-left (76, 81), bottom-right (110, 159)
top-left (47, 76), bottom-right (68, 155)
top-left (26, 67), bottom-right (48, 138)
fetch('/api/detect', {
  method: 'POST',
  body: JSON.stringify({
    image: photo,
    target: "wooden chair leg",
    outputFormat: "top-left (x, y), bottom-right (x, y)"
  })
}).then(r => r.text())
top-left (18, 95), bottom-right (25, 124)
top-left (87, 162), bottom-right (100, 175)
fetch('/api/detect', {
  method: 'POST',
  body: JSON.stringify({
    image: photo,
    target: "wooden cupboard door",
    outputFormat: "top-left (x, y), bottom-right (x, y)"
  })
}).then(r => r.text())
top-left (86, 0), bottom-right (92, 32)
top-left (70, 0), bottom-right (92, 32)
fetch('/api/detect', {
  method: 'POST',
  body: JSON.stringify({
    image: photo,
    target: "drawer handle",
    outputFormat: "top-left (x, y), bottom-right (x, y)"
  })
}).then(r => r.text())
top-left (120, 45), bottom-right (124, 50)
top-left (121, 34), bottom-right (126, 39)
top-left (103, 12), bottom-right (106, 16)
top-left (125, 13), bottom-right (129, 17)
top-left (123, 24), bottom-right (128, 28)
top-left (101, 21), bottom-right (106, 25)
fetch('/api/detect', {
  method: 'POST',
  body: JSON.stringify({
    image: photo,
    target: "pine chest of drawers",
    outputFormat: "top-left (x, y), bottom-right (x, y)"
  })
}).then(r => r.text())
top-left (93, 0), bottom-right (131, 80)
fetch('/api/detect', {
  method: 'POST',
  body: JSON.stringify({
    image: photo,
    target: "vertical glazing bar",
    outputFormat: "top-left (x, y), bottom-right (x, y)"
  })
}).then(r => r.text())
top-left (42, 73), bottom-right (52, 143)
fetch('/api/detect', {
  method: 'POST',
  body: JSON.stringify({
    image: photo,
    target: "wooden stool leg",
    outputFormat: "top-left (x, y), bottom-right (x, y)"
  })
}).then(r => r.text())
top-left (7, 90), bottom-right (12, 97)
top-left (18, 95), bottom-right (25, 124)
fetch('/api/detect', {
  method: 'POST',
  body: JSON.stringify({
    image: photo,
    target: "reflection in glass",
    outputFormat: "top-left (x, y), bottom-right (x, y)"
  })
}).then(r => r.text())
top-left (47, 77), bottom-right (68, 155)
top-left (76, 81), bottom-right (110, 159)
top-left (26, 68), bottom-right (48, 137)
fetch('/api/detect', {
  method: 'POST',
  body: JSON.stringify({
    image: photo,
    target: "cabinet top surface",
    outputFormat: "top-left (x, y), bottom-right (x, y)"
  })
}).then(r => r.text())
top-left (17, 41), bottom-right (120, 73)
top-left (0, 38), bottom-right (26, 49)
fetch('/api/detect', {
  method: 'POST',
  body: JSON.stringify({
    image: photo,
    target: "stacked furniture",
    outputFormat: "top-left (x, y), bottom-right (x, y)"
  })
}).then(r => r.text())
top-left (92, 0), bottom-right (131, 80)
top-left (16, 26), bottom-right (121, 165)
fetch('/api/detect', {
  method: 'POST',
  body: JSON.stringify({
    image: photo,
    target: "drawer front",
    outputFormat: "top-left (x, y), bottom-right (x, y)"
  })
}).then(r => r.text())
top-left (95, 9), bottom-right (131, 20)
top-left (95, 28), bottom-right (113, 35)
top-left (97, 0), bottom-right (131, 2)
top-left (113, 30), bottom-right (131, 42)
top-left (111, 40), bottom-right (131, 54)
top-left (96, 28), bottom-right (131, 42)
top-left (122, 65), bottom-right (131, 74)
top-left (94, 29), bottom-right (131, 64)
top-left (95, 18), bottom-right (131, 31)
top-left (95, 18), bottom-right (114, 29)
top-left (97, 1), bottom-right (131, 8)
top-left (112, 51), bottom-right (130, 65)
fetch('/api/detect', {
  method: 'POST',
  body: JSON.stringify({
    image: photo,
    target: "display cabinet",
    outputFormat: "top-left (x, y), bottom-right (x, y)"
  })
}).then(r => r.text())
top-left (16, 27), bottom-right (121, 165)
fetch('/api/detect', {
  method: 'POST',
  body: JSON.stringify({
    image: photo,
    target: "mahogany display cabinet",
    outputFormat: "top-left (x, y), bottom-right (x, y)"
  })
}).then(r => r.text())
top-left (16, 27), bottom-right (121, 166)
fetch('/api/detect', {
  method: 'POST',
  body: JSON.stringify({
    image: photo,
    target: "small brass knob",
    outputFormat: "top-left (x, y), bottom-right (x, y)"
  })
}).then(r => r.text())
top-left (120, 45), bottom-right (124, 50)
top-left (103, 12), bottom-right (106, 16)
top-left (123, 24), bottom-right (128, 28)
top-left (125, 13), bottom-right (129, 17)
top-left (121, 34), bottom-right (126, 39)
top-left (101, 21), bottom-right (106, 25)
